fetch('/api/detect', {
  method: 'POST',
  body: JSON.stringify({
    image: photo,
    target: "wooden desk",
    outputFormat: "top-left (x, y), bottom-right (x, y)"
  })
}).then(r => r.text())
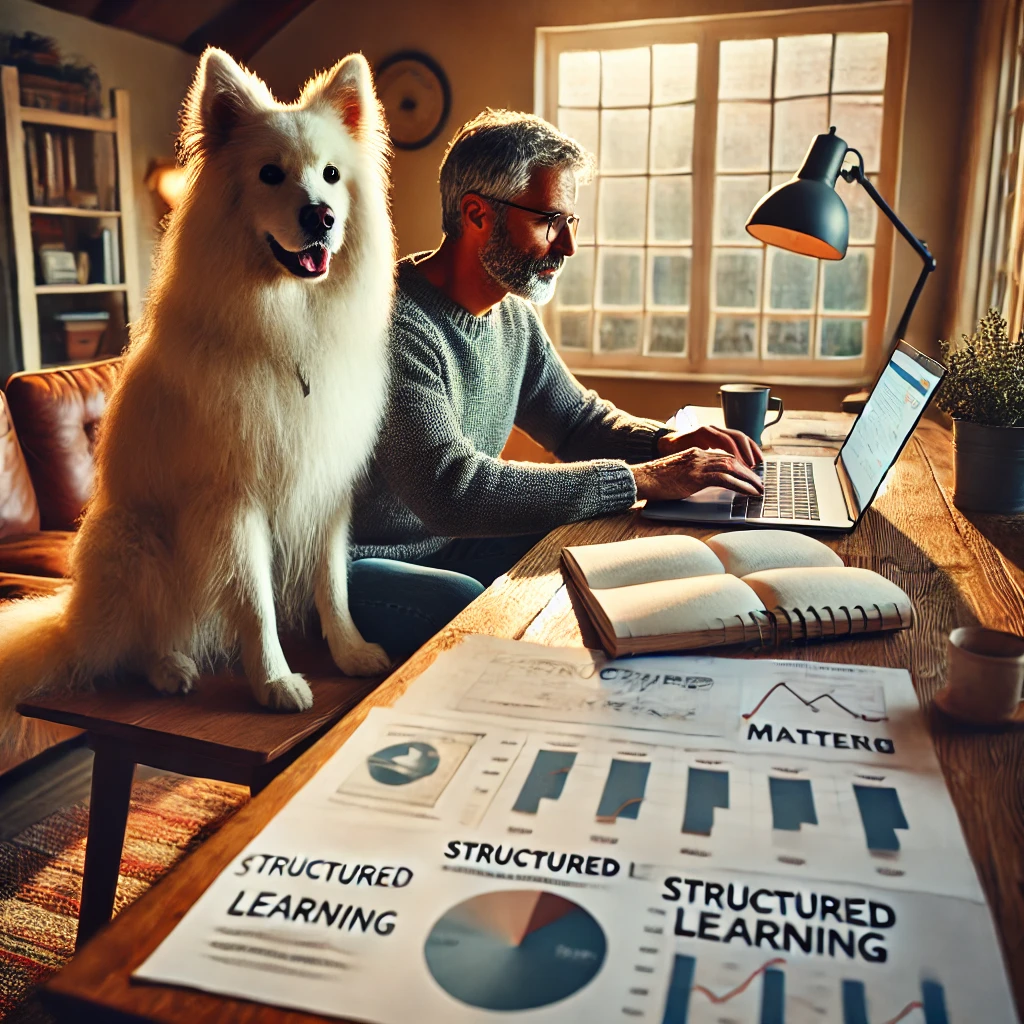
top-left (43, 418), bottom-right (1024, 1022)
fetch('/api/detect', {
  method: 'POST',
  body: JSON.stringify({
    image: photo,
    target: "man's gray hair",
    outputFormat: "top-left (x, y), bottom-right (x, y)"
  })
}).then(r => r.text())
top-left (438, 109), bottom-right (595, 238)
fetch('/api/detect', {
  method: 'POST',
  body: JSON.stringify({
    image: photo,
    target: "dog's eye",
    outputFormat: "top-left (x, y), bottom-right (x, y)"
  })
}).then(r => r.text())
top-left (323, 165), bottom-right (340, 184)
top-left (259, 164), bottom-right (285, 185)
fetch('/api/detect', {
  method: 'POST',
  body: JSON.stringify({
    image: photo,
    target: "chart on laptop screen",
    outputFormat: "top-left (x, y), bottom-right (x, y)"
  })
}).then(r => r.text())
top-left (840, 348), bottom-right (943, 511)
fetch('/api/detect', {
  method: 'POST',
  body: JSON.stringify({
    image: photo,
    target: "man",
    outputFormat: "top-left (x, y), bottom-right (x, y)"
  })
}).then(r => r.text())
top-left (348, 109), bottom-right (763, 660)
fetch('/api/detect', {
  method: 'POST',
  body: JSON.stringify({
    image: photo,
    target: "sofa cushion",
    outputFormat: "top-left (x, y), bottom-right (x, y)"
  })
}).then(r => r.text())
top-left (0, 530), bottom-right (74, 577)
top-left (5, 358), bottom-right (121, 531)
top-left (0, 390), bottom-right (40, 539)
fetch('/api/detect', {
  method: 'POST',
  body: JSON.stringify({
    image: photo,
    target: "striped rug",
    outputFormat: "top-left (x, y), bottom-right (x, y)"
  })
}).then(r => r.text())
top-left (0, 775), bottom-right (248, 1021)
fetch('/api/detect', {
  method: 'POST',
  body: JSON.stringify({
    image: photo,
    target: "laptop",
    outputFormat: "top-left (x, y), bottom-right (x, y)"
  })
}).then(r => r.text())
top-left (642, 341), bottom-right (946, 533)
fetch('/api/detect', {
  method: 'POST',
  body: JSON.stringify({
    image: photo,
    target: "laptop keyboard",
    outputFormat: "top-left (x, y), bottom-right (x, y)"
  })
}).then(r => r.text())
top-left (731, 460), bottom-right (820, 521)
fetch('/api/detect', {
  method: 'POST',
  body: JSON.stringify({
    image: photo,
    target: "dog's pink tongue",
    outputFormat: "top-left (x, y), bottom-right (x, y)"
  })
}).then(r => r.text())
top-left (299, 247), bottom-right (329, 274)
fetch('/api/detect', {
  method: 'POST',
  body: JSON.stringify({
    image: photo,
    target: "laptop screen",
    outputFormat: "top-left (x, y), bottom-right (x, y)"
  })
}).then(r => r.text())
top-left (837, 343), bottom-right (945, 514)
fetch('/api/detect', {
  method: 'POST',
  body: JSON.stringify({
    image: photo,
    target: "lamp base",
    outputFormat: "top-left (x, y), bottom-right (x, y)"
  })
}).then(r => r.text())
top-left (841, 388), bottom-right (869, 414)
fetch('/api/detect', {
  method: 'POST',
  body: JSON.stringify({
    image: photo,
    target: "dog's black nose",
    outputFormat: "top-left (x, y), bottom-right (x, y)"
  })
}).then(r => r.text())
top-left (299, 203), bottom-right (335, 235)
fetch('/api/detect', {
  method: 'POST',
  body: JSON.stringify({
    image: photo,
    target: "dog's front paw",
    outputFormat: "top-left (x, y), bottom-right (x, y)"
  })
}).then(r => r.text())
top-left (331, 641), bottom-right (391, 677)
top-left (147, 653), bottom-right (200, 696)
top-left (252, 673), bottom-right (313, 712)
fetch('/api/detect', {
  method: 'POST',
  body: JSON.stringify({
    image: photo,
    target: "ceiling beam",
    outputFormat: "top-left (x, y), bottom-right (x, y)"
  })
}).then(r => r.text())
top-left (90, 0), bottom-right (144, 28)
top-left (182, 0), bottom-right (319, 61)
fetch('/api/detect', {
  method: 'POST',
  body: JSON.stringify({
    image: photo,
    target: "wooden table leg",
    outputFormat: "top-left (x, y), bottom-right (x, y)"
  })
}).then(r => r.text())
top-left (76, 742), bottom-right (135, 949)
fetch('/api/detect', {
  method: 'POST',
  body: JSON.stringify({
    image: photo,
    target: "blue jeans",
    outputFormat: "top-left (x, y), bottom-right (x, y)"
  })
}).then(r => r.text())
top-left (349, 533), bottom-right (546, 662)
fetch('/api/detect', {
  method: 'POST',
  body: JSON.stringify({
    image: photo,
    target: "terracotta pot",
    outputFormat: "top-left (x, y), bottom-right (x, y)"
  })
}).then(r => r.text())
top-left (953, 419), bottom-right (1024, 513)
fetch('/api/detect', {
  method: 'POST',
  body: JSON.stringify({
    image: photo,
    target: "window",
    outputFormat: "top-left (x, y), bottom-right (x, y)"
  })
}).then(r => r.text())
top-left (974, 0), bottom-right (1024, 340)
top-left (537, 2), bottom-right (911, 384)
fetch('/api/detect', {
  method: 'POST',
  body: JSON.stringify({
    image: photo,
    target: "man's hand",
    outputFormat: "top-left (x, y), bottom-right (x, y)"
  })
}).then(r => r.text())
top-left (657, 425), bottom-right (763, 467)
top-left (633, 447), bottom-right (764, 501)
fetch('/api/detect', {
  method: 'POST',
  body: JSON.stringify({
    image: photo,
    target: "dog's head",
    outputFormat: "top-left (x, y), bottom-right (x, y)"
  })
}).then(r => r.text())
top-left (177, 49), bottom-right (386, 281)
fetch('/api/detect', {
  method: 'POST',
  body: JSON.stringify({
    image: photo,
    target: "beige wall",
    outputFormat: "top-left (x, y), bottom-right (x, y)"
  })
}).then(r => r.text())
top-left (254, 0), bottom-right (978, 417)
top-left (0, 0), bottom-right (198, 292)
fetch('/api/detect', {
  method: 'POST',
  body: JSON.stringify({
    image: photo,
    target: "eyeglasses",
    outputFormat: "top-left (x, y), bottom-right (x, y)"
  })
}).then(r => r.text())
top-left (476, 194), bottom-right (580, 241)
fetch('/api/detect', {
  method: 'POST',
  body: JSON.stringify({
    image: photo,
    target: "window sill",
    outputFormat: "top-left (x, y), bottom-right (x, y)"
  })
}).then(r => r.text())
top-left (571, 367), bottom-right (874, 388)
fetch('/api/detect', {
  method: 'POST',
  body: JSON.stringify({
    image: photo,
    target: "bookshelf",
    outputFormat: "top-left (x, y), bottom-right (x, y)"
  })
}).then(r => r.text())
top-left (1, 65), bottom-right (141, 370)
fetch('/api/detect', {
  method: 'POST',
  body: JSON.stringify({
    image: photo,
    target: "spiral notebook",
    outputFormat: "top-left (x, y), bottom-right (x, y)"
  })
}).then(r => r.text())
top-left (562, 530), bottom-right (913, 657)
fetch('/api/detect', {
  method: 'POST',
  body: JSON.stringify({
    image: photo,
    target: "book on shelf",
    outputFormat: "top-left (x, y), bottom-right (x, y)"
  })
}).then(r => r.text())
top-left (85, 227), bottom-right (115, 284)
top-left (24, 125), bottom-right (44, 205)
top-left (561, 530), bottom-right (913, 657)
top-left (42, 129), bottom-right (66, 206)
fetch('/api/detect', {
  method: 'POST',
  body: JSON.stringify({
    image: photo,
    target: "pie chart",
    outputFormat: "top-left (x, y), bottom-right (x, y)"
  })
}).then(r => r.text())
top-left (366, 741), bottom-right (440, 786)
top-left (424, 889), bottom-right (606, 1010)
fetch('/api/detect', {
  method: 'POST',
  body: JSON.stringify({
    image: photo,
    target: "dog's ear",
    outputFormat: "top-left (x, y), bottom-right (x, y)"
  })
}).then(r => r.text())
top-left (179, 48), bottom-right (272, 163)
top-left (301, 53), bottom-right (379, 137)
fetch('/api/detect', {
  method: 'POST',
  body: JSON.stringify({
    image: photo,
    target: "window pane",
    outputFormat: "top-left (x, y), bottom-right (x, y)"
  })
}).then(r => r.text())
top-left (717, 102), bottom-right (771, 172)
top-left (712, 316), bottom-right (758, 356)
top-left (600, 108), bottom-right (650, 173)
top-left (822, 247), bottom-right (871, 311)
top-left (773, 97), bottom-right (829, 172)
top-left (558, 108), bottom-right (599, 160)
top-left (559, 311), bottom-right (592, 350)
top-left (559, 51), bottom-right (601, 107)
top-left (820, 318), bottom-right (865, 357)
top-left (766, 318), bottom-right (811, 356)
top-left (650, 250), bottom-right (691, 307)
top-left (649, 314), bottom-right (688, 354)
top-left (556, 247), bottom-right (594, 307)
top-left (650, 104), bottom-right (694, 173)
top-left (601, 47), bottom-right (651, 107)
top-left (575, 181), bottom-right (596, 244)
top-left (598, 249), bottom-right (644, 307)
top-left (768, 249), bottom-right (817, 310)
top-left (835, 173), bottom-right (877, 242)
top-left (833, 33), bottom-right (888, 93)
top-left (775, 34), bottom-right (832, 98)
top-left (715, 175), bottom-right (769, 242)
top-left (653, 43), bottom-right (697, 104)
top-left (599, 314), bottom-right (643, 352)
top-left (831, 95), bottom-right (883, 172)
top-left (714, 249), bottom-right (762, 309)
top-left (719, 38), bottom-right (773, 99)
top-left (650, 176), bottom-right (692, 243)
top-left (598, 177), bottom-right (648, 243)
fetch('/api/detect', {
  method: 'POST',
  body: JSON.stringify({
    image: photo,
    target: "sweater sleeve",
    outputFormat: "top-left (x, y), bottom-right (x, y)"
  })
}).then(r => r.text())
top-left (376, 324), bottom-right (638, 537)
top-left (514, 306), bottom-right (671, 464)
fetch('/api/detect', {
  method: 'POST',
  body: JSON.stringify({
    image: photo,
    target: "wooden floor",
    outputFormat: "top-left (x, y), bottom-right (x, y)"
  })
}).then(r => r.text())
top-left (0, 739), bottom-right (174, 842)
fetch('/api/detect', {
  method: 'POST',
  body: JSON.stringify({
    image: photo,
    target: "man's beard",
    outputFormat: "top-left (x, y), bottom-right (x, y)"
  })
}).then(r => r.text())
top-left (479, 217), bottom-right (563, 304)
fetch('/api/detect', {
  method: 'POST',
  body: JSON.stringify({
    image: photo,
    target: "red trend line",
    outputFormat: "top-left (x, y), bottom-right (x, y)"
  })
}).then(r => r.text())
top-left (742, 682), bottom-right (888, 722)
top-left (881, 1001), bottom-right (924, 1024)
top-left (692, 957), bottom-right (786, 1004)
top-left (595, 797), bottom-right (643, 823)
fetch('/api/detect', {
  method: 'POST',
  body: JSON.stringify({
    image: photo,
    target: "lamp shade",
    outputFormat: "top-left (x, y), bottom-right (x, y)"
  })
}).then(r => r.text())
top-left (745, 128), bottom-right (850, 260)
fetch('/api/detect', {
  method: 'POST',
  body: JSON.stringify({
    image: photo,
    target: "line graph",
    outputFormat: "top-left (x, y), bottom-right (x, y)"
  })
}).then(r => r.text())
top-left (692, 957), bottom-right (786, 1004)
top-left (742, 681), bottom-right (888, 722)
top-left (661, 955), bottom-right (786, 1023)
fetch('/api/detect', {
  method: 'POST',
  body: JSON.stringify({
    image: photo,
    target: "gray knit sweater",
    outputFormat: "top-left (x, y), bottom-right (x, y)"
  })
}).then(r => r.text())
top-left (351, 254), bottom-right (669, 562)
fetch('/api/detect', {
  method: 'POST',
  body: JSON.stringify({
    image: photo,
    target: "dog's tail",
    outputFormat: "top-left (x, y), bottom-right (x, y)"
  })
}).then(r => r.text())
top-left (0, 589), bottom-right (76, 758)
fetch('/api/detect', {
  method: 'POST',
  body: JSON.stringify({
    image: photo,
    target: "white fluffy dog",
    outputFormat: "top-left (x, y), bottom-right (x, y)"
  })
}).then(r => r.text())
top-left (0, 48), bottom-right (394, 752)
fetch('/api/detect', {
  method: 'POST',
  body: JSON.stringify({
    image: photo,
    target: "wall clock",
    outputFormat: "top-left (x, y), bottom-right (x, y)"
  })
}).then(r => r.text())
top-left (375, 50), bottom-right (451, 151)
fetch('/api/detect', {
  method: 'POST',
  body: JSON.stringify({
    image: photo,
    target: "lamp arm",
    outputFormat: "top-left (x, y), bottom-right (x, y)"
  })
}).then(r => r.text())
top-left (840, 153), bottom-right (936, 350)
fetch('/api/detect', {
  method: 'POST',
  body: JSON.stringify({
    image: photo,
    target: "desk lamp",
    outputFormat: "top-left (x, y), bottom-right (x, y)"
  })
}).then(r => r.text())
top-left (745, 126), bottom-right (936, 410)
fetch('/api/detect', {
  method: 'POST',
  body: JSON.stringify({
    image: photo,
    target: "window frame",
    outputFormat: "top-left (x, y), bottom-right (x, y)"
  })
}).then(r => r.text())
top-left (535, 1), bottom-right (912, 386)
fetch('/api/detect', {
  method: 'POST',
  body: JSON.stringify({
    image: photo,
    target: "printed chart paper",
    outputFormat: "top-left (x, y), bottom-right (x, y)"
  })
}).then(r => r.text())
top-left (135, 638), bottom-right (1016, 1022)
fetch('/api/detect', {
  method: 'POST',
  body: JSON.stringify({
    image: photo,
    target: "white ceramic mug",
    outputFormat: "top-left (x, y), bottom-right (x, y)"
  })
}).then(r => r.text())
top-left (934, 626), bottom-right (1024, 724)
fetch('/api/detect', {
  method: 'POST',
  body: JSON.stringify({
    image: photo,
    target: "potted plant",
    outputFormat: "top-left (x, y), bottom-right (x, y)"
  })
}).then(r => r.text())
top-left (937, 309), bottom-right (1024, 513)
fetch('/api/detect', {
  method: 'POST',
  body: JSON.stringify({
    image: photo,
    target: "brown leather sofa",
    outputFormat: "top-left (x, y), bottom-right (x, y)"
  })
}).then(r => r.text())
top-left (0, 358), bottom-right (122, 771)
top-left (0, 358), bottom-right (121, 598)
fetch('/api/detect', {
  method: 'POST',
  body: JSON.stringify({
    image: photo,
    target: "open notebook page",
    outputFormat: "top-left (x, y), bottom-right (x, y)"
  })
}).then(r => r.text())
top-left (705, 530), bottom-right (844, 578)
top-left (743, 566), bottom-right (912, 622)
top-left (594, 574), bottom-right (764, 639)
top-left (565, 534), bottom-right (724, 590)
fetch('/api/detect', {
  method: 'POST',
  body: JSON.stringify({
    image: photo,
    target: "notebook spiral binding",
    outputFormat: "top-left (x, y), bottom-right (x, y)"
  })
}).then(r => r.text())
top-left (715, 601), bottom-right (911, 650)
